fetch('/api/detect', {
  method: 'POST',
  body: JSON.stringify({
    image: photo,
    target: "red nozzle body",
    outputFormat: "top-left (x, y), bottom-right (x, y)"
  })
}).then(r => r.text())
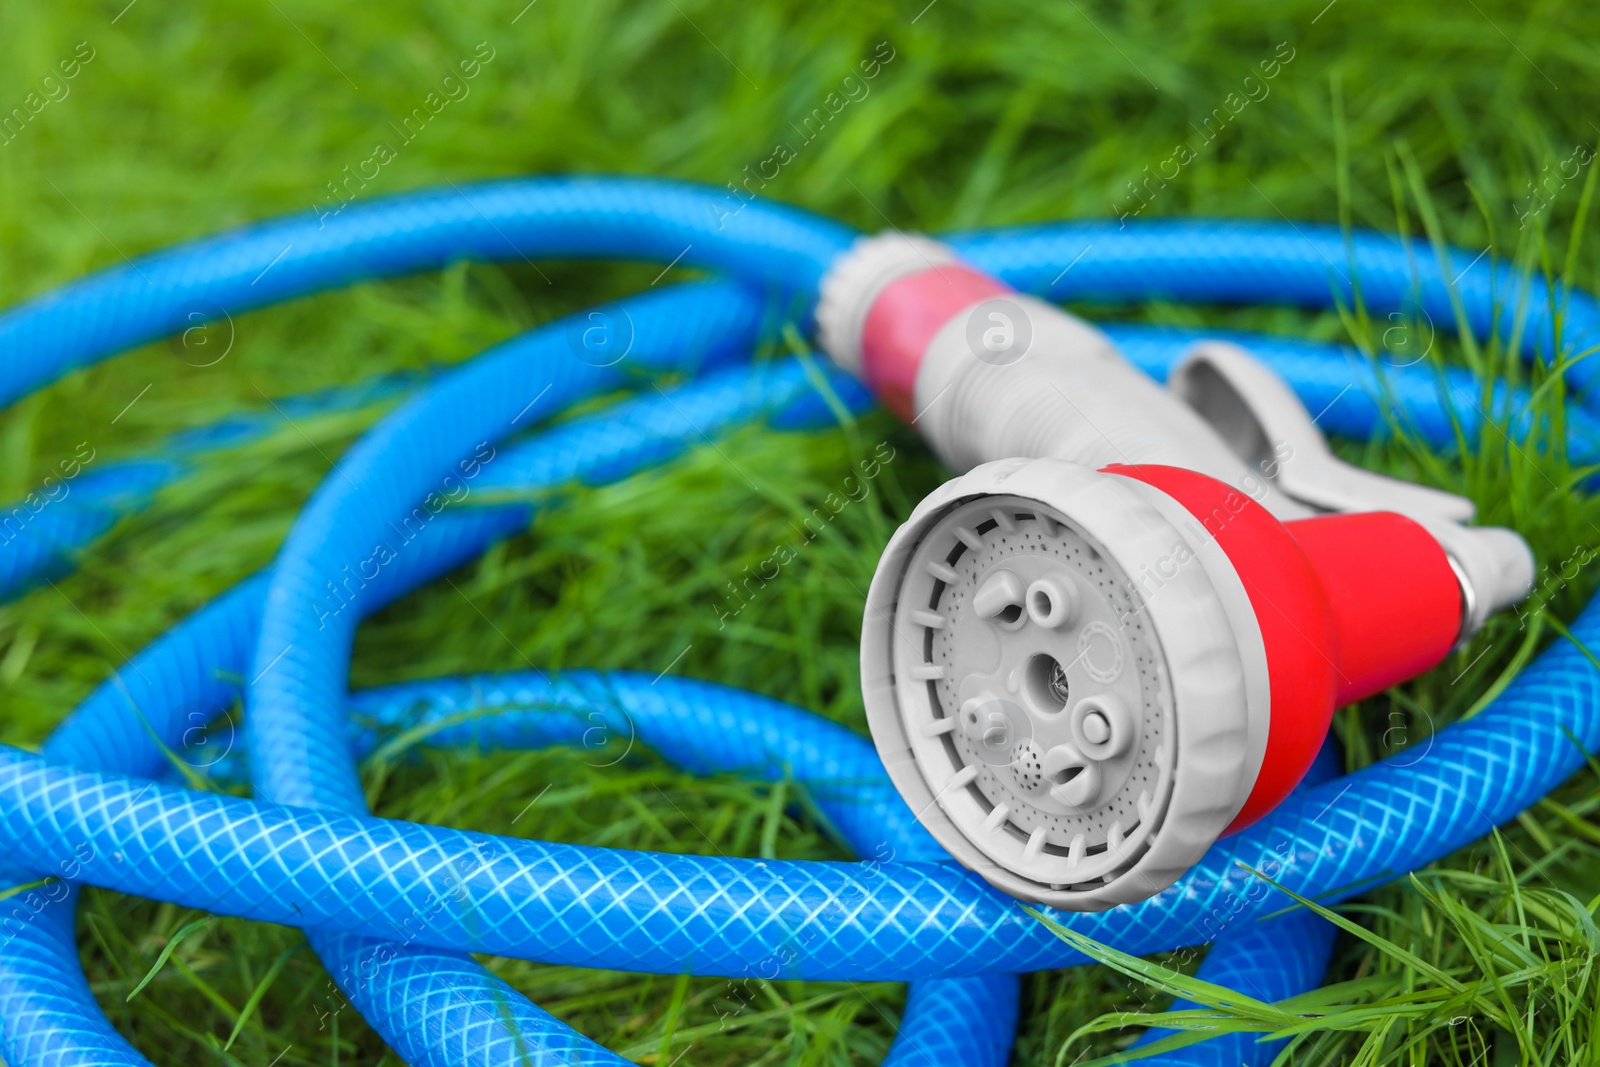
top-left (1109, 465), bottom-right (1462, 833)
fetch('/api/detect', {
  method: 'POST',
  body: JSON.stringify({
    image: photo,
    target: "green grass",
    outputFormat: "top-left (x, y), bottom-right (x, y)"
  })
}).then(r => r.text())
top-left (3, 0), bottom-right (1600, 1064)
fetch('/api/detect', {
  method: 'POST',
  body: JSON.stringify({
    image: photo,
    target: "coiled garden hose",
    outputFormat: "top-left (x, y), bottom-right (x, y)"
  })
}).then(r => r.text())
top-left (0, 175), bottom-right (1595, 1067)
top-left (0, 372), bottom-right (421, 601)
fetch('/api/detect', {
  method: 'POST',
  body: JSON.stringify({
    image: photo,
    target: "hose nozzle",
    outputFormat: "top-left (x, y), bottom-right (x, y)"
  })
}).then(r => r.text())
top-left (822, 232), bottom-right (1536, 909)
top-left (862, 458), bottom-right (1464, 909)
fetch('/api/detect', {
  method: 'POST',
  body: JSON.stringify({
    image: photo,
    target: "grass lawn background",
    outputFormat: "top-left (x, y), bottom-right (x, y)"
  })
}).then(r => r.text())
top-left (2, 0), bottom-right (1599, 1064)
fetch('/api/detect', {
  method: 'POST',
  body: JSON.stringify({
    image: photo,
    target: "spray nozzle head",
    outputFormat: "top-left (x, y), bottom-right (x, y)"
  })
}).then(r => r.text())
top-left (863, 457), bottom-right (1471, 909)
top-left (862, 459), bottom-right (1269, 910)
top-left (819, 238), bottom-right (1536, 908)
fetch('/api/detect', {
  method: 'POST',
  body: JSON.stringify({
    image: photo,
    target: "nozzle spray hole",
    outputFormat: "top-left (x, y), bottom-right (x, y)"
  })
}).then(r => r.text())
top-left (974, 569), bottom-right (1027, 630)
top-left (1052, 764), bottom-right (1083, 786)
top-left (1071, 695), bottom-right (1132, 759)
top-left (1024, 653), bottom-right (1071, 714)
top-left (1026, 577), bottom-right (1076, 629)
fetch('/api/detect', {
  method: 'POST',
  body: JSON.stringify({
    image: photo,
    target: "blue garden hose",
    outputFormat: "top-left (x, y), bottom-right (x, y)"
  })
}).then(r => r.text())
top-left (0, 175), bottom-right (1595, 1067)
top-left (0, 372), bottom-right (420, 601)
top-left (6, 322), bottom-right (1594, 610)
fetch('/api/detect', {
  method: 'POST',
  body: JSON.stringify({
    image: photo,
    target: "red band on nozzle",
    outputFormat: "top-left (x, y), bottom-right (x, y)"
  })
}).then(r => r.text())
top-left (1104, 464), bottom-right (1461, 835)
top-left (1284, 511), bottom-right (1462, 706)
top-left (859, 265), bottom-right (1010, 421)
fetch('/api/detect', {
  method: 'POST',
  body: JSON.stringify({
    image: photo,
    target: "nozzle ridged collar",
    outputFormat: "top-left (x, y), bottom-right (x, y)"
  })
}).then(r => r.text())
top-left (816, 232), bottom-right (958, 375)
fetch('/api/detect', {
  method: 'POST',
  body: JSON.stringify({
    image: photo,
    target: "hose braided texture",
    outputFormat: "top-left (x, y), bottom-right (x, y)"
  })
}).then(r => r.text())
top-left (0, 372), bottom-right (420, 602)
top-left (0, 175), bottom-right (1593, 1067)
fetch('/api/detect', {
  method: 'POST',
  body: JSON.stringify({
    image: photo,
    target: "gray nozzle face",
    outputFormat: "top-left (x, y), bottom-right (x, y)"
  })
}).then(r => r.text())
top-left (862, 459), bottom-right (1269, 911)
top-left (918, 495), bottom-right (1175, 878)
